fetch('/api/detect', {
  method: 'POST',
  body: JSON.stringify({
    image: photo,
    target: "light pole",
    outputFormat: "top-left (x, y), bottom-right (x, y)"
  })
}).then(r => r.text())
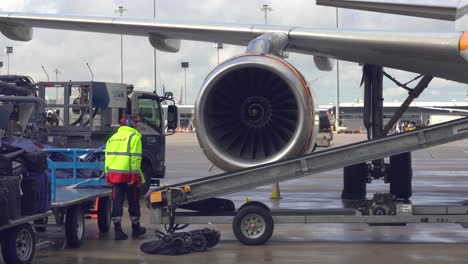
top-left (259, 4), bottom-right (273, 24)
top-left (41, 66), bottom-right (50, 81)
top-left (214, 43), bottom-right (223, 65)
top-left (5, 46), bottom-right (13, 75)
top-left (86, 63), bottom-right (94, 81)
top-left (335, 8), bottom-right (340, 131)
top-left (259, 4), bottom-right (282, 199)
top-left (153, 0), bottom-right (158, 95)
top-left (181, 62), bottom-right (189, 105)
top-left (53, 69), bottom-right (61, 81)
top-left (115, 6), bottom-right (127, 84)
top-left (53, 69), bottom-right (61, 103)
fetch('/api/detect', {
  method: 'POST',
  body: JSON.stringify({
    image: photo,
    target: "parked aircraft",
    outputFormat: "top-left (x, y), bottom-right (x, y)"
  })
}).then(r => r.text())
top-left (0, 0), bottom-right (467, 171)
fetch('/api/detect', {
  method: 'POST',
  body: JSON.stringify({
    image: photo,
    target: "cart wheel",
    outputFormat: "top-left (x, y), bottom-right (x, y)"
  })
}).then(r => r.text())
top-left (65, 206), bottom-right (85, 248)
top-left (33, 217), bottom-right (48, 233)
top-left (191, 235), bottom-right (207, 252)
top-left (233, 205), bottom-right (274, 245)
top-left (97, 196), bottom-right (111, 233)
top-left (1, 223), bottom-right (36, 264)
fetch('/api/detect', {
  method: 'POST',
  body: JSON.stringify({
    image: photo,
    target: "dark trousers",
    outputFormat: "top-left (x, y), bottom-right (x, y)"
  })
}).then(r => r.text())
top-left (111, 183), bottom-right (141, 224)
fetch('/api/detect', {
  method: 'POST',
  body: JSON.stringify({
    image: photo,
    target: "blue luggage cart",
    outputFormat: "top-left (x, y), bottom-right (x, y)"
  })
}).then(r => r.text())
top-left (43, 148), bottom-right (112, 249)
top-left (0, 148), bottom-right (112, 264)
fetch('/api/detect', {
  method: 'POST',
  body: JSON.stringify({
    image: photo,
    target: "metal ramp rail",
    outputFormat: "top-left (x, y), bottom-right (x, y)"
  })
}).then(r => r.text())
top-left (155, 117), bottom-right (468, 206)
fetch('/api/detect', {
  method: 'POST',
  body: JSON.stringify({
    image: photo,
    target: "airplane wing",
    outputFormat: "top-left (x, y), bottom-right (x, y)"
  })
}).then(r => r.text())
top-left (419, 106), bottom-right (468, 114)
top-left (1, 12), bottom-right (468, 84)
top-left (316, 0), bottom-right (459, 21)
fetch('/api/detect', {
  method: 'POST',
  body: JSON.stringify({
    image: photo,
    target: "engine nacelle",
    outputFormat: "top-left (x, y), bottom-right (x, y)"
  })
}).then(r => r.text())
top-left (195, 54), bottom-right (319, 171)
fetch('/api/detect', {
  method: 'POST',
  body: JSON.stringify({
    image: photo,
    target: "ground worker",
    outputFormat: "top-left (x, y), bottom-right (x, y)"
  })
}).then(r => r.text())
top-left (105, 117), bottom-right (147, 240)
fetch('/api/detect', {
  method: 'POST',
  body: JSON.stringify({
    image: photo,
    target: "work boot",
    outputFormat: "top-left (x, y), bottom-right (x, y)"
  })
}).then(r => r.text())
top-left (131, 223), bottom-right (147, 238)
top-left (114, 222), bottom-right (128, 241)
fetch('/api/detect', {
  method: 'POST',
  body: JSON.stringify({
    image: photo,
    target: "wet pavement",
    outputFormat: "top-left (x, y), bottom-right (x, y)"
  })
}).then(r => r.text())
top-left (5, 133), bottom-right (468, 263)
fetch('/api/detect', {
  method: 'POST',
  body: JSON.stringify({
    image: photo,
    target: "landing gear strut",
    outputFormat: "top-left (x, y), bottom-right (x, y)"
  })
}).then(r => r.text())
top-left (342, 65), bottom-right (432, 203)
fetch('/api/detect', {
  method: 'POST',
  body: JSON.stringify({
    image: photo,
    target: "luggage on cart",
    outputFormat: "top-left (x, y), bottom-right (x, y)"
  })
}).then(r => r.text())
top-left (0, 184), bottom-right (9, 226)
top-left (0, 150), bottom-right (25, 176)
top-left (21, 172), bottom-right (51, 215)
top-left (0, 136), bottom-right (47, 173)
top-left (0, 176), bottom-right (21, 220)
top-left (22, 151), bottom-right (48, 173)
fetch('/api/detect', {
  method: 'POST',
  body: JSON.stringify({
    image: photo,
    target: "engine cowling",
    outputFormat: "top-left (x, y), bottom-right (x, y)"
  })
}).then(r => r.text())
top-left (195, 54), bottom-right (318, 171)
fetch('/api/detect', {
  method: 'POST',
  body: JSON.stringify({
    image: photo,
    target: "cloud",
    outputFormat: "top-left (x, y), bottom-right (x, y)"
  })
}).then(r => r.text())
top-left (0, 0), bottom-right (466, 104)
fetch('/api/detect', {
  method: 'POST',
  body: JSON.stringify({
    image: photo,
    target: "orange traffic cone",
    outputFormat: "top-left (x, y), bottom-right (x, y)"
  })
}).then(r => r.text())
top-left (270, 183), bottom-right (282, 199)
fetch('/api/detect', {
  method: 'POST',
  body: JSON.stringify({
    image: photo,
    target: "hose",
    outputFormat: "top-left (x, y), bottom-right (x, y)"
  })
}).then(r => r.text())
top-left (0, 81), bottom-right (32, 96)
top-left (81, 107), bottom-right (99, 127)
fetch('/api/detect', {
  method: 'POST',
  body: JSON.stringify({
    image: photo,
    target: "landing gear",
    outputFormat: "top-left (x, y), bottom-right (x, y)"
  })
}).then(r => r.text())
top-left (390, 152), bottom-right (413, 200)
top-left (342, 163), bottom-right (367, 201)
top-left (341, 65), bottom-right (432, 203)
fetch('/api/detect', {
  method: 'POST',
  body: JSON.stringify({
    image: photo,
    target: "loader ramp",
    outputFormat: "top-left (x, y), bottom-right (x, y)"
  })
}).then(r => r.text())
top-left (153, 117), bottom-right (468, 206)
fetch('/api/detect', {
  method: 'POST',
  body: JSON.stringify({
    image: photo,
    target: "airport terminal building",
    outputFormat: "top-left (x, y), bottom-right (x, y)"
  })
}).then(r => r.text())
top-left (163, 104), bottom-right (195, 131)
top-left (328, 101), bottom-right (468, 131)
top-left (167, 101), bottom-right (468, 132)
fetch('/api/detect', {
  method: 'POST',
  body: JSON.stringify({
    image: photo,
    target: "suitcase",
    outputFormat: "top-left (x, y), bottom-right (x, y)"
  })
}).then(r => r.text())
top-left (0, 185), bottom-right (9, 226)
top-left (0, 151), bottom-right (25, 176)
top-left (0, 176), bottom-right (21, 220)
top-left (21, 172), bottom-right (51, 215)
top-left (22, 151), bottom-right (48, 173)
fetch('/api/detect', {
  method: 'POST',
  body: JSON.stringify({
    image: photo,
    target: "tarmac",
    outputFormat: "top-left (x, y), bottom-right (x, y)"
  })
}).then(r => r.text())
top-left (7, 133), bottom-right (468, 263)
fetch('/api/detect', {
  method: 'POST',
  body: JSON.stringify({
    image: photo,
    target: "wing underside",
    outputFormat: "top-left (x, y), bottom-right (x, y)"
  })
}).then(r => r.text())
top-left (316, 0), bottom-right (459, 21)
top-left (0, 11), bottom-right (467, 84)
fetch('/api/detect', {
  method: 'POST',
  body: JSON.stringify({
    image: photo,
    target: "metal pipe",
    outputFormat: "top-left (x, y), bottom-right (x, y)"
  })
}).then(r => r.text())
top-left (115, 6), bottom-right (127, 84)
top-left (0, 96), bottom-right (46, 111)
top-left (153, 0), bottom-right (157, 94)
top-left (335, 8), bottom-right (340, 132)
top-left (0, 81), bottom-right (31, 96)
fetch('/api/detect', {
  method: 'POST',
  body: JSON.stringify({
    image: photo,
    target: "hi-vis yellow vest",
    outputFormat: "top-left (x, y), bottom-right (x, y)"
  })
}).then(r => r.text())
top-left (105, 126), bottom-right (145, 185)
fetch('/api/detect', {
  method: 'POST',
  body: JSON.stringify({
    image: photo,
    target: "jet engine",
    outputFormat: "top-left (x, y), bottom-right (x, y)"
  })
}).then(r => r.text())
top-left (195, 54), bottom-right (319, 171)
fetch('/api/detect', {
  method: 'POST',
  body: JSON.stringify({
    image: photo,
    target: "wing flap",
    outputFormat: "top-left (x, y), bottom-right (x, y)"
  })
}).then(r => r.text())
top-left (316, 0), bottom-right (458, 21)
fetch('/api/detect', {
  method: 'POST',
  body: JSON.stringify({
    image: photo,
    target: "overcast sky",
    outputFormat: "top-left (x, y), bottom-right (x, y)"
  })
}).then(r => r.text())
top-left (0, 0), bottom-right (466, 105)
